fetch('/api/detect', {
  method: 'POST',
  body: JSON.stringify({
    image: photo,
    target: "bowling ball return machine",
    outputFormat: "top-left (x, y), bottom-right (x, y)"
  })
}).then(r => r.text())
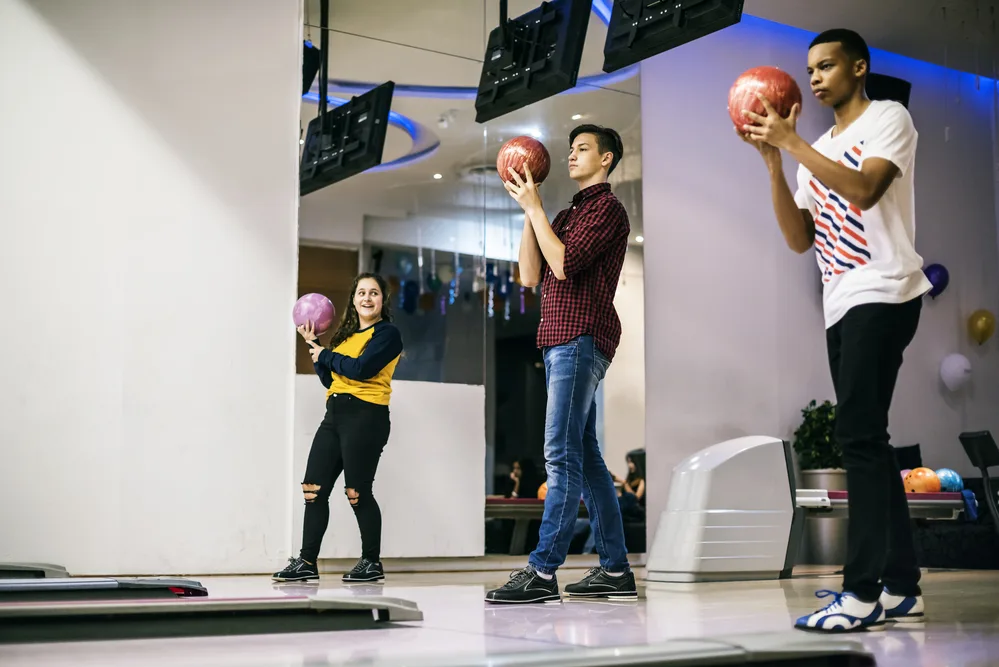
top-left (646, 435), bottom-right (969, 583)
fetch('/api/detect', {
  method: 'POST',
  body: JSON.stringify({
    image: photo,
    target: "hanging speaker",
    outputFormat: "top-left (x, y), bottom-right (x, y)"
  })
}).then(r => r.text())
top-left (867, 73), bottom-right (912, 108)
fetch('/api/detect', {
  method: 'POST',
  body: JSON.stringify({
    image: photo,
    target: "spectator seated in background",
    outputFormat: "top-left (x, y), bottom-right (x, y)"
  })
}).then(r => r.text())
top-left (508, 458), bottom-right (543, 499)
top-left (613, 450), bottom-right (646, 522)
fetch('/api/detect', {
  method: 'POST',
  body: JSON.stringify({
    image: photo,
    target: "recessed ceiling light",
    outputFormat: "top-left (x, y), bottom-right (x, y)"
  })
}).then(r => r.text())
top-left (433, 173), bottom-right (443, 180)
top-left (527, 128), bottom-right (543, 139)
top-left (299, 139), bottom-right (305, 145)
top-left (571, 114), bottom-right (583, 120)
top-left (635, 235), bottom-right (644, 243)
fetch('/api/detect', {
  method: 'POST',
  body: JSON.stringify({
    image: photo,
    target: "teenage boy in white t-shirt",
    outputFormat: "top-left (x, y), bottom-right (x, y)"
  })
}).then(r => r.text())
top-left (738, 29), bottom-right (931, 633)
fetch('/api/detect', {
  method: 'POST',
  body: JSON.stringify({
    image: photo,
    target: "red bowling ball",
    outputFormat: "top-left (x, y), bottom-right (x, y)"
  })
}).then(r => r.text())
top-left (496, 135), bottom-right (551, 185)
top-left (728, 66), bottom-right (803, 132)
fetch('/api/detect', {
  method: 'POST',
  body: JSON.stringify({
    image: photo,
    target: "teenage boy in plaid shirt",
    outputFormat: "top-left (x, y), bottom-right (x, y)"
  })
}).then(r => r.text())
top-left (486, 125), bottom-right (636, 604)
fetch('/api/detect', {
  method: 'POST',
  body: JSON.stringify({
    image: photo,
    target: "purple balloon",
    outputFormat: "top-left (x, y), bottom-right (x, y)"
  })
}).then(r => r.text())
top-left (293, 293), bottom-right (336, 335)
top-left (923, 263), bottom-right (949, 298)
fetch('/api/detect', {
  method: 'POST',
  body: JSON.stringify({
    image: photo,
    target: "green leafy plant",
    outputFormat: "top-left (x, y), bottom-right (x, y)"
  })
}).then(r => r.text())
top-left (793, 399), bottom-right (842, 470)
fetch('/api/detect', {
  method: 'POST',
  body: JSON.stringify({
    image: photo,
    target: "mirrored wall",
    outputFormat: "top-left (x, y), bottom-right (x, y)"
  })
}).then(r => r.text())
top-left (298, 0), bottom-right (645, 556)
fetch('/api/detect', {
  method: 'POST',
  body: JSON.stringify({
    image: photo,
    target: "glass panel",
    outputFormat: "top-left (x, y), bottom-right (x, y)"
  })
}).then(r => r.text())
top-left (481, 5), bottom-right (644, 507)
top-left (299, 0), bottom-right (491, 388)
top-left (299, 1), bottom-right (644, 553)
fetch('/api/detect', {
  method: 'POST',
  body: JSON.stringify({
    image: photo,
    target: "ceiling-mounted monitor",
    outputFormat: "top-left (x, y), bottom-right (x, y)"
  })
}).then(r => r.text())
top-left (474, 0), bottom-right (592, 123)
top-left (602, 0), bottom-right (745, 73)
top-left (300, 81), bottom-right (395, 195)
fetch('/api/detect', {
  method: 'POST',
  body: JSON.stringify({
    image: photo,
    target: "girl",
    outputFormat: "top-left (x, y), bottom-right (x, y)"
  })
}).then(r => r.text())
top-left (508, 458), bottom-right (542, 499)
top-left (613, 451), bottom-right (645, 522)
top-left (620, 452), bottom-right (645, 505)
top-left (273, 273), bottom-right (403, 583)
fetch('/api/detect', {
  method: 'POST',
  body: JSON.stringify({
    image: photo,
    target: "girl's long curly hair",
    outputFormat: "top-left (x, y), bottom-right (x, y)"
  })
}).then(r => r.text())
top-left (329, 273), bottom-right (393, 350)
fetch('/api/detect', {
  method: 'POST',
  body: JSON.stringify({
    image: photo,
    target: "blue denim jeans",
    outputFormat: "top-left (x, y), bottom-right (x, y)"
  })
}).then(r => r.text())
top-left (528, 335), bottom-right (630, 575)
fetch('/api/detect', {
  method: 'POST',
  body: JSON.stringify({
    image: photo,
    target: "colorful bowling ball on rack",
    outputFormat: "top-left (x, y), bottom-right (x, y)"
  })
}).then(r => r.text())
top-left (935, 468), bottom-right (964, 492)
top-left (904, 467), bottom-right (941, 493)
top-left (900, 469), bottom-right (911, 479)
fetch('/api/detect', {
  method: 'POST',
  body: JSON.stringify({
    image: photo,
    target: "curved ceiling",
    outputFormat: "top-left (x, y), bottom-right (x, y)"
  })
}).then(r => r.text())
top-left (299, 0), bottom-right (644, 249)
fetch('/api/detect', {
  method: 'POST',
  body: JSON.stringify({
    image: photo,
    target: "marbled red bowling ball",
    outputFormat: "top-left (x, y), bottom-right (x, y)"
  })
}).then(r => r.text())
top-left (728, 66), bottom-right (803, 131)
top-left (497, 135), bottom-right (551, 185)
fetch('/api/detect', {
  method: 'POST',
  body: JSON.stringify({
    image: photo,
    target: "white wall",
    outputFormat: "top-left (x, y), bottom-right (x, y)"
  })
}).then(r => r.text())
top-left (640, 16), bottom-right (999, 540)
top-left (292, 376), bottom-right (485, 558)
top-left (603, 247), bottom-right (646, 479)
top-left (299, 195), bottom-right (366, 248)
top-left (0, 0), bottom-right (301, 575)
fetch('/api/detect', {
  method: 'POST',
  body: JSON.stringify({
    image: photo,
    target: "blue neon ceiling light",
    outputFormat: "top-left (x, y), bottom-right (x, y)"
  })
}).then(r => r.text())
top-left (300, 4), bottom-right (628, 172)
top-left (301, 92), bottom-right (441, 172)
top-left (591, 0), bottom-right (612, 25)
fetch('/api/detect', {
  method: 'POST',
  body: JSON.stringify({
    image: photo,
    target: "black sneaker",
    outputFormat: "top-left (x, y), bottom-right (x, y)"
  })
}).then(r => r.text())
top-left (485, 567), bottom-right (561, 604)
top-left (564, 567), bottom-right (638, 600)
top-left (272, 557), bottom-right (319, 582)
top-left (342, 558), bottom-right (385, 583)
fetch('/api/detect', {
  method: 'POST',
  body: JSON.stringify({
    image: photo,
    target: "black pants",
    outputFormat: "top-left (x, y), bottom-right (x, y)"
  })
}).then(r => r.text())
top-left (826, 297), bottom-right (922, 602)
top-left (300, 393), bottom-right (390, 563)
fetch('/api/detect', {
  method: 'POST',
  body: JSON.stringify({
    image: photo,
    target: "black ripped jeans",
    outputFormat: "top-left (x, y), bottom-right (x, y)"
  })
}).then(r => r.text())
top-left (826, 297), bottom-right (922, 602)
top-left (300, 393), bottom-right (390, 563)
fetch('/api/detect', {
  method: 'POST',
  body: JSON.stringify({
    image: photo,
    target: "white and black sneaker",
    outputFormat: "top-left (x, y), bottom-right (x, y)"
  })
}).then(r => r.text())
top-left (564, 567), bottom-right (638, 600)
top-left (342, 558), bottom-right (385, 583)
top-left (485, 567), bottom-right (561, 604)
top-left (272, 557), bottom-right (319, 582)
top-left (795, 590), bottom-right (886, 633)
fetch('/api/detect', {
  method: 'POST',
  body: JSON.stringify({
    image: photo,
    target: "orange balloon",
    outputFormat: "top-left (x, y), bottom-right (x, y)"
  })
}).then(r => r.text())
top-left (537, 482), bottom-right (547, 500)
top-left (904, 467), bottom-right (941, 493)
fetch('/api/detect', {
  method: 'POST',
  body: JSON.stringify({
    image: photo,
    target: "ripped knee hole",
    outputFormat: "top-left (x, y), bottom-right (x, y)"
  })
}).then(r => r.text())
top-left (346, 488), bottom-right (360, 506)
top-left (302, 483), bottom-right (321, 502)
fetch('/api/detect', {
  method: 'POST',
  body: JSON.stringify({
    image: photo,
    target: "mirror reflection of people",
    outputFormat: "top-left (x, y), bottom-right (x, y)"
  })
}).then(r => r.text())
top-left (509, 458), bottom-right (543, 499)
top-left (613, 452), bottom-right (645, 507)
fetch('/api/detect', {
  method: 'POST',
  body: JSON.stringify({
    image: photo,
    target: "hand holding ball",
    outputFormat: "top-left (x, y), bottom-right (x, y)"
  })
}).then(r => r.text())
top-left (293, 293), bottom-right (336, 337)
top-left (497, 136), bottom-right (551, 185)
top-left (729, 66), bottom-right (803, 148)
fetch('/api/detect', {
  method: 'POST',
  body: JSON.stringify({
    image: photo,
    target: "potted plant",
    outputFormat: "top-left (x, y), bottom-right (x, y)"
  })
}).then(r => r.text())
top-left (793, 399), bottom-right (846, 565)
top-left (793, 399), bottom-right (844, 487)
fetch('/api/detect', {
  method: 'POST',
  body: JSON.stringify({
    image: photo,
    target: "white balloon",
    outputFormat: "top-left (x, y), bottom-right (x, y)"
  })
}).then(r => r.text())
top-left (940, 353), bottom-right (972, 392)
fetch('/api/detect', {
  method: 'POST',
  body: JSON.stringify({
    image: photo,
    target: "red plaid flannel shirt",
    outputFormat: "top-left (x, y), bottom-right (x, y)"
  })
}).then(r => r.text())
top-left (537, 182), bottom-right (630, 361)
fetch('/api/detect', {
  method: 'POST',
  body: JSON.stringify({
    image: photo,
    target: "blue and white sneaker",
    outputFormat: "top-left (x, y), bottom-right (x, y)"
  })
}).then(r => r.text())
top-left (795, 590), bottom-right (886, 633)
top-left (879, 587), bottom-right (924, 623)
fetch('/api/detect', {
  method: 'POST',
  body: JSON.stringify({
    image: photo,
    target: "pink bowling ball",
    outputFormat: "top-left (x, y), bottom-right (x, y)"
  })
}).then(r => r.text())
top-left (293, 293), bottom-right (336, 335)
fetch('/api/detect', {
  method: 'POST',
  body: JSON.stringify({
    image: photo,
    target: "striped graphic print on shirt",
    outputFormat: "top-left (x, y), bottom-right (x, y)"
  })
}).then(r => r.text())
top-left (809, 140), bottom-right (872, 283)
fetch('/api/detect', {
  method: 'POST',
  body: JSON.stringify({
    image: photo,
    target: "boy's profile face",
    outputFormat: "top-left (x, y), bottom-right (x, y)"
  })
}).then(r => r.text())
top-left (807, 41), bottom-right (867, 108)
top-left (568, 133), bottom-right (610, 182)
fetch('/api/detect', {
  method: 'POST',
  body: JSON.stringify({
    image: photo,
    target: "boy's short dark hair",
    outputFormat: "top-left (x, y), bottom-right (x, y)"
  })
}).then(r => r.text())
top-left (809, 29), bottom-right (871, 74)
top-left (569, 124), bottom-right (624, 175)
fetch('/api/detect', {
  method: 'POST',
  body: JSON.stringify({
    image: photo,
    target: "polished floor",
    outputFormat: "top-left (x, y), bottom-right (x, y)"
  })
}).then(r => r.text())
top-left (1, 566), bottom-right (998, 666)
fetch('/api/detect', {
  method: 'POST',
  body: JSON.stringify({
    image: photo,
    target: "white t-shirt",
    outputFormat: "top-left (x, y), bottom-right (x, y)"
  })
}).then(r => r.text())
top-left (794, 100), bottom-right (932, 329)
